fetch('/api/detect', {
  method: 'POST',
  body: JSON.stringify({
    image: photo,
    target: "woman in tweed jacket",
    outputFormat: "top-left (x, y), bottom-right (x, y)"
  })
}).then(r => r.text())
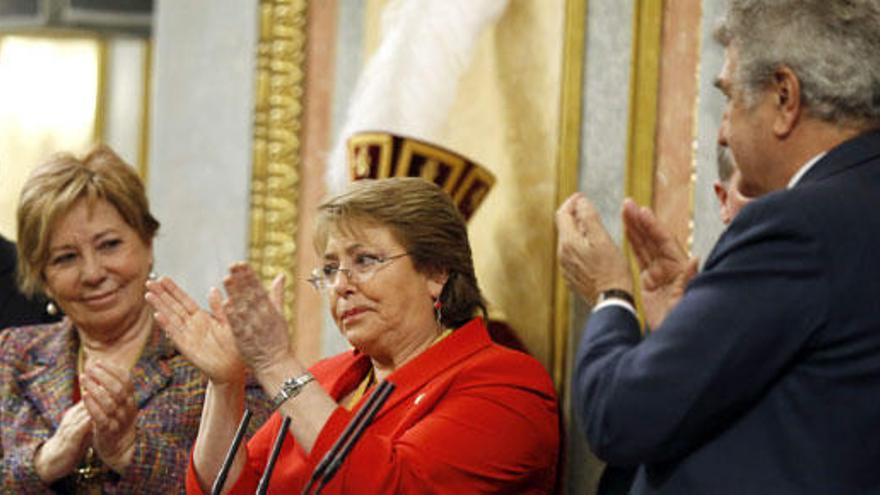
top-left (0, 146), bottom-right (269, 493)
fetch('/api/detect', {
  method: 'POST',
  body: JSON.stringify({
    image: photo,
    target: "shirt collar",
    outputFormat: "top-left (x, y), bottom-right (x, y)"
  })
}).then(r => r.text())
top-left (787, 151), bottom-right (827, 189)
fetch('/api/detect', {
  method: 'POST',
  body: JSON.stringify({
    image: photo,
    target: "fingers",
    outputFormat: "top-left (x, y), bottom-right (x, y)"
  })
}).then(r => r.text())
top-left (623, 199), bottom-right (690, 272)
top-left (59, 402), bottom-right (93, 436)
top-left (573, 196), bottom-right (622, 253)
top-left (81, 362), bottom-right (137, 434)
top-left (145, 277), bottom-right (195, 333)
top-left (571, 194), bottom-right (600, 238)
top-left (224, 263), bottom-right (274, 321)
top-left (221, 262), bottom-right (292, 372)
top-left (555, 193), bottom-right (585, 242)
top-left (82, 389), bottom-right (133, 434)
top-left (35, 403), bottom-right (93, 482)
top-left (556, 193), bottom-right (633, 299)
top-left (269, 273), bottom-right (286, 313)
top-left (557, 193), bottom-right (613, 254)
top-left (557, 192), bottom-right (584, 219)
top-left (623, 201), bottom-right (651, 270)
top-left (208, 287), bottom-right (229, 327)
top-left (225, 263), bottom-right (264, 297)
top-left (86, 361), bottom-right (131, 395)
top-left (556, 193), bottom-right (595, 236)
top-left (82, 366), bottom-right (138, 472)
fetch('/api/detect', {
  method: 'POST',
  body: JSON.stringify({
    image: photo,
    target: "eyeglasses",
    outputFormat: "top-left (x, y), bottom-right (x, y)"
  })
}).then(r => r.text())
top-left (308, 252), bottom-right (409, 291)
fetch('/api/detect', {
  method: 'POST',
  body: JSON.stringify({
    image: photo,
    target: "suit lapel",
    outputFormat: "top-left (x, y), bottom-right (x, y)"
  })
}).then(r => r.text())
top-left (20, 321), bottom-right (78, 429)
top-left (370, 318), bottom-right (491, 421)
top-left (129, 326), bottom-right (175, 408)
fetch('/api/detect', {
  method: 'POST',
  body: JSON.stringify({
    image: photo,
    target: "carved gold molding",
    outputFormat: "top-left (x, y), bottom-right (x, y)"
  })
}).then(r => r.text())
top-left (553, 0), bottom-right (588, 389)
top-left (94, 37), bottom-right (108, 146)
top-left (624, 0), bottom-right (663, 315)
top-left (250, 0), bottom-right (308, 325)
top-left (138, 40), bottom-right (152, 182)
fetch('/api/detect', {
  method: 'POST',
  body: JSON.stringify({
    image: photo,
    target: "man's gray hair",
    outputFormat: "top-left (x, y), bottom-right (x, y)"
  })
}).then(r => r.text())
top-left (715, 0), bottom-right (880, 127)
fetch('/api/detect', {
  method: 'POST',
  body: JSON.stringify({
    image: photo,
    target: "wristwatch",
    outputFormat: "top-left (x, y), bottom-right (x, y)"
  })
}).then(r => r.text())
top-left (272, 371), bottom-right (315, 408)
top-left (596, 288), bottom-right (635, 306)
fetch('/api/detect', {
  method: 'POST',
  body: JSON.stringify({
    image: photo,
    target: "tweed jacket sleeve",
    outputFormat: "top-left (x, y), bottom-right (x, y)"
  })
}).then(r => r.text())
top-left (0, 321), bottom-right (272, 494)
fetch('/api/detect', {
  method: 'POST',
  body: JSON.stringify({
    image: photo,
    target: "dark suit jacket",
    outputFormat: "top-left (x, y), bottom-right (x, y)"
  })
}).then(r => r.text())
top-left (573, 130), bottom-right (880, 494)
top-left (0, 236), bottom-right (55, 330)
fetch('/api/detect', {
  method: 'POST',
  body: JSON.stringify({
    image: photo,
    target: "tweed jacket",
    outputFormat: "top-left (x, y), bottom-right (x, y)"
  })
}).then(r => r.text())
top-left (0, 319), bottom-right (240, 494)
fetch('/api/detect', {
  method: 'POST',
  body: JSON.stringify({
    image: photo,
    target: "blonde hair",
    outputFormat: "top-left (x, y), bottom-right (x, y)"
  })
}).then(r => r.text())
top-left (315, 177), bottom-right (486, 328)
top-left (16, 145), bottom-right (159, 297)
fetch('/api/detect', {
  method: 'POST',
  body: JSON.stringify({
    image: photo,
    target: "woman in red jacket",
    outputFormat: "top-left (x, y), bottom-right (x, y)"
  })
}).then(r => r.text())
top-left (147, 177), bottom-right (559, 494)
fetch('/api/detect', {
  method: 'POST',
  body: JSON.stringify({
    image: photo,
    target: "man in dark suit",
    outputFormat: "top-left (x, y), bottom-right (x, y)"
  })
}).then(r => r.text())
top-left (0, 234), bottom-right (56, 329)
top-left (556, 1), bottom-right (880, 493)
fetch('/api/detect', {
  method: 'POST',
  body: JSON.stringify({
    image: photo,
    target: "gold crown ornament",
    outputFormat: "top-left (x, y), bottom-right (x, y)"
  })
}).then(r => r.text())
top-left (347, 132), bottom-right (496, 221)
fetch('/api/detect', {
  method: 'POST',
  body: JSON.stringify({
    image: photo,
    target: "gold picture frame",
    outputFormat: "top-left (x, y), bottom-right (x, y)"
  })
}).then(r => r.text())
top-left (249, 0), bottom-right (308, 324)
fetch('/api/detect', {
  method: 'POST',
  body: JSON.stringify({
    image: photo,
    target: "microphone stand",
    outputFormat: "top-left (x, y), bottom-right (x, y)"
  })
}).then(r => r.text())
top-left (256, 415), bottom-right (292, 495)
top-left (302, 380), bottom-right (395, 495)
top-left (212, 409), bottom-right (253, 495)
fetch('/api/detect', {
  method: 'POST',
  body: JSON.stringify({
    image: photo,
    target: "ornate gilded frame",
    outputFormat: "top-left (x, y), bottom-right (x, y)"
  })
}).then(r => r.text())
top-left (553, 0), bottom-right (588, 387)
top-left (249, 0), bottom-right (308, 324)
top-left (553, 0), bottom-right (663, 385)
top-left (624, 0), bottom-right (664, 314)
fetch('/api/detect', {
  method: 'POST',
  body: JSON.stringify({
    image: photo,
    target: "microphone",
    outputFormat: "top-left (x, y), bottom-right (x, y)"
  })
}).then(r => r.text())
top-left (212, 409), bottom-right (253, 495)
top-left (256, 415), bottom-right (292, 495)
top-left (302, 380), bottom-right (395, 495)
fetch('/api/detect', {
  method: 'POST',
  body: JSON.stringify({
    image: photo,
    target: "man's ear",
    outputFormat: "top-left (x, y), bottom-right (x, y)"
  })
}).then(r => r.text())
top-left (714, 181), bottom-right (732, 225)
top-left (772, 66), bottom-right (802, 138)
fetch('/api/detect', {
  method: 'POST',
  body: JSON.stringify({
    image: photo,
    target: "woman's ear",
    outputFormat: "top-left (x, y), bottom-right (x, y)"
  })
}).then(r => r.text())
top-left (40, 271), bottom-right (52, 300)
top-left (426, 270), bottom-right (449, 300)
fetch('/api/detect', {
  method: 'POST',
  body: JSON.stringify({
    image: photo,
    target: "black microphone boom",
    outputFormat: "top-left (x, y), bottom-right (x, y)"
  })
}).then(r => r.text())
top-left (256, 415), bottom-right (292, 495)
top-left (212, 408), bottom-right (253, 495)
top-left (302, 380), bottom-right (395, 495)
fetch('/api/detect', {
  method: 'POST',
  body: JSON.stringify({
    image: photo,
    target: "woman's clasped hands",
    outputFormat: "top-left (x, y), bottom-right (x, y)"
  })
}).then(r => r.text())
top-left (33, 361), bottom-right (138, 482)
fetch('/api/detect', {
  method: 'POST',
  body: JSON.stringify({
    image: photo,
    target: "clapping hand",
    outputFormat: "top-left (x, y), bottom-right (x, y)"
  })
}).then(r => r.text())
top-left (222, 263), bottom-right (291, 380)
top-left (146, 277), bottom-right (246, 385)
top-left (81, 360), bottom-right (137, 473)
top-left (622, 199), bottom-right (699, 329)
top-left (556, 193), bottom-right (633, 302)
top-left (33, 402), bottom-right (92, 483)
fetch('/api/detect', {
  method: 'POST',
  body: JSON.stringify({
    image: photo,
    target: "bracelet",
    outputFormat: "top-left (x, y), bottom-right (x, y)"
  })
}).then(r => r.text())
top-left (272, 371), bottom-right (315, 409)
top-left (596, 288), bottom-right (635, 306)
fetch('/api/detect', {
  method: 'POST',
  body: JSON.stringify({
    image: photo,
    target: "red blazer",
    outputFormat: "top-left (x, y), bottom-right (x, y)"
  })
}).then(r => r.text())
top-left (187, 318), bottom-right (559, 494)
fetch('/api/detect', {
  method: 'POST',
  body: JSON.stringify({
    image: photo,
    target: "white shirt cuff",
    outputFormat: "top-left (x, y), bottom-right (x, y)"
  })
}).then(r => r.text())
top-left (592, 298), bottom-right (637, 317)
